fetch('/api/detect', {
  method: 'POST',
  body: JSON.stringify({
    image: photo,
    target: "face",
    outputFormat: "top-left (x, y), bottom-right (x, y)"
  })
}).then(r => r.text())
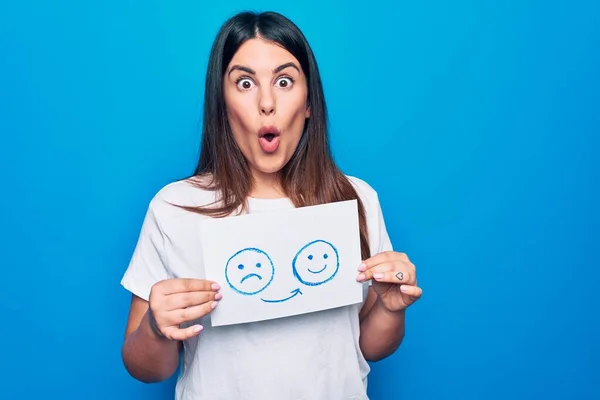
top-left (223, 38), bottom-right (310, 179)
top-left (292, 240), bottom-right (339, 286)
top-left (225, 247), bottom-right (275, 295)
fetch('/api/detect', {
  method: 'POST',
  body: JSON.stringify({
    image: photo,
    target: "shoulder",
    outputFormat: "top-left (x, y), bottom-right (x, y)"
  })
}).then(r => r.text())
top-left (146, 175), bottom-right (219, 221)
top-left (345, 175), bottom-right (382, 208)
top-left (345, 175), bottom-right (393, 253)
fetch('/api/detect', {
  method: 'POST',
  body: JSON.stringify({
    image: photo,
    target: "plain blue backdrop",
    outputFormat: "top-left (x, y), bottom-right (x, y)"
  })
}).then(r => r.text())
top-left (1, 1), bottom-right (599, 399)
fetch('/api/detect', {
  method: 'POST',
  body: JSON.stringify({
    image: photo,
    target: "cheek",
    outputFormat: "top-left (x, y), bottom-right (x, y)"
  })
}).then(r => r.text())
top-left (225, 94), bottom-right (256, 134)
top-left (292, 95), bottom-right (309, 118)
top-left (281, 97), bottom-right (309, 135)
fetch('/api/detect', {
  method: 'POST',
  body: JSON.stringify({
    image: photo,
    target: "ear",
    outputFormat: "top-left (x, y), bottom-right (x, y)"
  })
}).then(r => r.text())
top-left (305, 104), bottom-right (311, 119)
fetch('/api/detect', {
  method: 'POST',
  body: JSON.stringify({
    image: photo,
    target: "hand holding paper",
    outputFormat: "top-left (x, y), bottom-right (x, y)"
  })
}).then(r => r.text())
top-left (147, 278), bottom-right (222, 339)
top-left (357, 251), bottom-right (422, 311)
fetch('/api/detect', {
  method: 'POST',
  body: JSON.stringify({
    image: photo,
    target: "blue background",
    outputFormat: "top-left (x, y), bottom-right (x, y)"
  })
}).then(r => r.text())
top-left (1, 1), bottom-right (599, 399)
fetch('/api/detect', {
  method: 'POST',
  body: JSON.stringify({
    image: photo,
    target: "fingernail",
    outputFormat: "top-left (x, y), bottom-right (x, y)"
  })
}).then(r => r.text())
top-left (211, 283), bottom-right (221, 290)
top-left (215, 293), bottom-right (223, 300)
top-left (400, 285), bottom-right (409, 293)
top-left (193, 325), bottom-right (203, 332)
top-left (373, 273), bottom-right (384, 280)
top-left (211, 301), bottom-right (218, 309)
top-left (357, 263), bottom-right (366, 271)
top-left (356, 273), bottom-right (366, 281)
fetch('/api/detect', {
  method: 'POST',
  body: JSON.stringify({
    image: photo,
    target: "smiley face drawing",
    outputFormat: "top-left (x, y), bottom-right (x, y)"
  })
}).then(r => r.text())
top-left (292, 239), bottom-right (340, 286)
top-left (225, 247), bottom-right (275, 295)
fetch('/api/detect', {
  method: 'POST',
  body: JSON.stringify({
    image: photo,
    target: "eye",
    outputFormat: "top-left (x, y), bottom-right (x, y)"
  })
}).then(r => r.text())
top-left (236, 77), bottom-right (254, 90)
top-left (307, 254), bottom-right (313, 260)
top-left (256, 262), bottom-right (262, 268)
top-left (323, 253), bottom-right (328, 259)
top-left (275, 76), bottom-right (294, 88)
top-left (238, 264), bottom-right (244, 270)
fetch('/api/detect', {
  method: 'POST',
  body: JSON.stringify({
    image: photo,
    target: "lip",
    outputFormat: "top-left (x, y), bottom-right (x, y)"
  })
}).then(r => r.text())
top-left (258, 125), bottom-right (281, 137)
top-left (258, 125), bottom-right (281, 153)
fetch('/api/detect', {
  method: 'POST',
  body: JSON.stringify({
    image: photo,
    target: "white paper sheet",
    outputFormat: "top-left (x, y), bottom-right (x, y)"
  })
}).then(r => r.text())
top-left (198, 200), bottom-right (364, 327)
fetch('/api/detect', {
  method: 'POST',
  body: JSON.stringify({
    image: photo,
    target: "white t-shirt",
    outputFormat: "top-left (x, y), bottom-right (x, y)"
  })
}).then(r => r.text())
top-left (121, 175), bottom-right (393, 400)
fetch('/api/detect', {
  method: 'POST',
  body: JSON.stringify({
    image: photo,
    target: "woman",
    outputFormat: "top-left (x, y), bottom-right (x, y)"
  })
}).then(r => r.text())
top-left (121, 10), bottom-right (422, 399)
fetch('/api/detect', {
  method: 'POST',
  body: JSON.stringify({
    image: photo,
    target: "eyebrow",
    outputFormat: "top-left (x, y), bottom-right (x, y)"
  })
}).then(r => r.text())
top-left (228, 62), bottom-right (300, 77)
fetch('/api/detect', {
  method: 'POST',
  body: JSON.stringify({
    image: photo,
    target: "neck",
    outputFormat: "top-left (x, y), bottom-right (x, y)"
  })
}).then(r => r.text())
top-left (249, 169), bottom-right (285, 199)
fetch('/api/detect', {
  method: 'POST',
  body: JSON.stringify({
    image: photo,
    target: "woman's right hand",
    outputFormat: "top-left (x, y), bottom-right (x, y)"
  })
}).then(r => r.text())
top-left (147, 278), bottom-right (222, 341)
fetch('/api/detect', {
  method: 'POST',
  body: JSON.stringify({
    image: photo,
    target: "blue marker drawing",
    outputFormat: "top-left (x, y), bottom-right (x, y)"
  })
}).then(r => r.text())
top-left (292, 239), bottom-right (340, 286)
top-left (260, 288), bottom-right (303, 303)
top-left (225, 247), bottom-right (275, 295)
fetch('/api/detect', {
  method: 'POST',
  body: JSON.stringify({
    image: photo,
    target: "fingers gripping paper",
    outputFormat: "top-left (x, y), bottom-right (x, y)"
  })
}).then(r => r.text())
top-left (198, 200), bottom-right (364, 327)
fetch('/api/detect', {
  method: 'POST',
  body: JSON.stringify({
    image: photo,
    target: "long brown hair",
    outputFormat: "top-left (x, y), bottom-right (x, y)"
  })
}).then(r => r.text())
top-left (184, 11), bottom-right (371, 261)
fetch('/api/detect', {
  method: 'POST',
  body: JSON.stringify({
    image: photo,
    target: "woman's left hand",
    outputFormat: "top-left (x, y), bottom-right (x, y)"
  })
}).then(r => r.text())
top-left (357, 251), bottom-right (422, 312)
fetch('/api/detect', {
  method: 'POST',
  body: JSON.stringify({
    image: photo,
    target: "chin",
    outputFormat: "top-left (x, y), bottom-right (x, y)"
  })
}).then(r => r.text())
top-left (251, 154), bottom-right (291, 175)
top-left (253, 161), bottom-right (286, 175)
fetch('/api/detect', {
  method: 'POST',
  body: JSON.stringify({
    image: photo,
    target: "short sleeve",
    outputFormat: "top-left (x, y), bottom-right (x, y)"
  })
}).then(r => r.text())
top-left (373, 193), bottom-right (394, 255)
top-left (363, 188), bottom-right (395, 292)
top-left (120, 201), bottom-right (170, 301)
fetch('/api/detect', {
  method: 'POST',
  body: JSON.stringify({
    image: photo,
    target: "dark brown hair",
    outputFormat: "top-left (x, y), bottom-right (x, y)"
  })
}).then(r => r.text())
top-left (185, 11), bottom-right (371, 260)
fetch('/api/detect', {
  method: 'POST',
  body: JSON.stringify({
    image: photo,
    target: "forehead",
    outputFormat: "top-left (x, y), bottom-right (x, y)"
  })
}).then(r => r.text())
top-left (228, 38), bottom-right (300, 70)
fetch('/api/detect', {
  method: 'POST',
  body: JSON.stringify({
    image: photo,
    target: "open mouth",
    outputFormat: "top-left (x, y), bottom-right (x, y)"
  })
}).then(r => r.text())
top-left (262, 133), bottom-right (277, 142)
top-left (258, 125), bottom-right (281, 153)
top-left (308, 264), bottom-right (327, 274)
top-left (241, 273), bottom-right (262, 283)
top-left (258, 125), bottom-right (280, 140)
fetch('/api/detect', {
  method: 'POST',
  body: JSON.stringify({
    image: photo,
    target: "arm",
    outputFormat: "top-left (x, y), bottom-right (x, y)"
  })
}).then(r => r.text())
top-left (357, 251), bottom-right (422, 361)
top-left (121, 294), bottom-right (180, 383)
top-left (359, 287), bottom-right (406, 361)
top-left (121, 279), bottom-right (220, 383)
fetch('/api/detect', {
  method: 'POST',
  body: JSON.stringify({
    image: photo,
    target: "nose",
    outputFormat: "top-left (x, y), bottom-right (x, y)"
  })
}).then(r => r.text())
top-left (259, 87), bottom-right (275, 116)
